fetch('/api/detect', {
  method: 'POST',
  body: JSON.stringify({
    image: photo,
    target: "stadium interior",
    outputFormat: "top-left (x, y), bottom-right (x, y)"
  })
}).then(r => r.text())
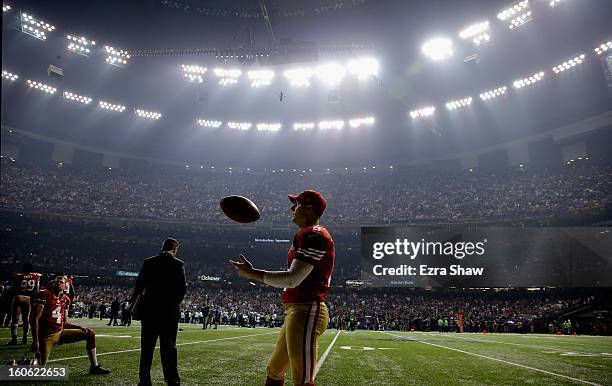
top-left (1, 0), bottom-right (612, 384)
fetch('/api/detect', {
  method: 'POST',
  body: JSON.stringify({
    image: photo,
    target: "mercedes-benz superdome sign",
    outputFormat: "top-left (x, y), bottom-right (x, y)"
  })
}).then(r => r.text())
top-left (361, 227), bottom-right (612, 287)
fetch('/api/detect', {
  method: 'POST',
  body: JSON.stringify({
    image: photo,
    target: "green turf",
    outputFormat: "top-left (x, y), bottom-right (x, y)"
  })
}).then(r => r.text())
top-left (0, 320), bottom-right (611, 385)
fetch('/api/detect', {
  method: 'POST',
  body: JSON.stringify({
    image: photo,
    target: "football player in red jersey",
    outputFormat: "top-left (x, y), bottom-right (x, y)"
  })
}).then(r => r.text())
top-left (231, 190), bottom-right (334, 386)
top-left (64, 274), bottom-right (75, 304)
top-left (8, 263), bottom-right (41, 345)
top-left (30, 275), bottom-right (110, 374)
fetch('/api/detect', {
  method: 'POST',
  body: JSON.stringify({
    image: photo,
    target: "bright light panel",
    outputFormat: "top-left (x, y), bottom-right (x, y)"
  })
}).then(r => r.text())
top-left (248, 70), bottom-right (275, 88)
top-left (26, 79), bottom-right (56, 94)
top-left (409, 106), bottom-right (436, 118)
top-left (293, 122), bottom-right (315, 131)
top-left (459, 21), bottom-right (491, 46)
top-left (21, 12), bottom-right (55, 41)
top-left (215, 68), bottom-right (241, 86)
top-left (594, 41), bottom-right (612, 55)
top-left (348, 116), bottom-right (375, 128)
top-left (316, 63), bottom-right (346, 85)
top-left (181, 64), bottom-right (207, 83)
top-left (284, 67), bottom-right (314, 88)
top-left (422, 38), bottom-right (453, 61)
top-left (256, 123), bottom-right (282, 132)
top-left (446, 96), bottom-right (473, 110)
top-left (99, 100), bottom-right (126, 112)
top-left (66, 34), bottom-right (95, 57)
top-left (319, 120), bottom-right (344, 130)
top-left (3, 4), bottom-right (11, 12)
top-left (227, 122), bottom-right (251, 130)
top-left (347, 58), bottom-right (379, 79)
top-left (2, 70), bottom-right (19, 82)
top-left (552, 54), bottom-right (585, 74)
top-left (63, 91), bottom-right (92, 105)
top-left (135, 109), bottom-right (162, 120)
top-left (197, 119), bottom-right (222, 128)
top-left (549, 0), bottom-right (563, 7)
top-left (479, 86), bottom-right (508, 100)
top-left (508, 11), bottom-right (532, 29)
top-left (497, 0), bottom-right (529, 20)
top-left (105, 45), bottom-right (130, 67)
top-left (513, 71), bottom-right (545, 88)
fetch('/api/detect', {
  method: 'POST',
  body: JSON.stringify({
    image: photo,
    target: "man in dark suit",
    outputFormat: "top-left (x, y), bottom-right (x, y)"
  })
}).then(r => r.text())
top-left (130, 238), bottom-right (186, 386)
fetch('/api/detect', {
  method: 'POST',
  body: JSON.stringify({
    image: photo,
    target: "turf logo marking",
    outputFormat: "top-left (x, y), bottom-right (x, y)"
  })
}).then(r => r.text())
top-left (339, 346), bottom-right (395, 351)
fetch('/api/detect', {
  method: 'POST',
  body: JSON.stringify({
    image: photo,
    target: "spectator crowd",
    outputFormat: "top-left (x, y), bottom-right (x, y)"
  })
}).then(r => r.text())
top-left (2, 158), bottom-right (610, 224)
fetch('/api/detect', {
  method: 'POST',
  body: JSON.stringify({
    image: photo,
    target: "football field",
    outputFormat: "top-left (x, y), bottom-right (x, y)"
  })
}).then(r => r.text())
top-left (1, 321), bottom-right (611, 385)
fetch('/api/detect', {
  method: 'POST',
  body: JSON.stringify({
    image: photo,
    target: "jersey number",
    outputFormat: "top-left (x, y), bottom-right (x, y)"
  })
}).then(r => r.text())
top-left (51, 305), bottom-right (63, 324)
top-left (20, 279), bottom-right (36, 291)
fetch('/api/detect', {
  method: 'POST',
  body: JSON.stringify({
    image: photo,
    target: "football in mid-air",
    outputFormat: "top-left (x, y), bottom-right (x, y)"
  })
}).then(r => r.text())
top-left (220, 195), bottom-right (261, 223)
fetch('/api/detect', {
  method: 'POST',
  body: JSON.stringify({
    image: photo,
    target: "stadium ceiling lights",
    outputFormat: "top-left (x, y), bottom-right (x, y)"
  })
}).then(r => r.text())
top-left (316, 63), bottom-right (346, 86)
top-left (552, 54), bottom-right (585, 74)
top-left (445, 96), bottom-right (473, 110)
top-left (181, 64), bottom-right (207, 83)
top-left (479, 86), bottom-right (508, 100)
top-left (3, 4), bottom-right (11, 12)
top-left (513, 71), bottom-right (545, 88)
top-left (548, 0), bottom-right (563, 7)
top-left (197, 119), bottom-right (222, 128)
top-left (135, 109), bottom-right (162, 120)
top-left (227, 121), bottom-right (251, 130)
top-left (21, 12), bottom-right (55, 41)
top-left (348, 116), bottom-right (375, 128)
top-left (459, 21), bottom-right (490, 47)
top-left (256, 122), bottom-right (282, 132)
top-left (594, 41), bottom-right (612, 56)
top-left (26, 79), bottom-right (56, 94)
top-left (63, 91), bottom-right (92, 105)
top-left (248, 70), bottom-right (275, 88)
top-left (2, 70), bottom-right (19, 82)
top-left (422, 38), bottom-right (453, 61)
top-left (214, 68), bottom-right (241, 86)
top-left (293, 122), bottom-right (315, 131)
top-left (318, 120), bottom-right (345, 130)
top-left (99, 100), bottom-right (126, 112)
top-left (66, 34), bottom-right (95, 57)
top-left (497, 0), bottom-right (532, 30)
top-left (284, 67), bottom-right (314, 88)
top-left (105, 45), bottom-right (130, 67)
top-left (347, 58), bottom-right (379, 80)
top-left (409, 106), bottom-right (436, 119)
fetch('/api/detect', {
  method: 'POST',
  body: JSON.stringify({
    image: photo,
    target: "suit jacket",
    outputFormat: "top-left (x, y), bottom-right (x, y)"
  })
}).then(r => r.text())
top-left (131, 251), bottom-right (187, 322)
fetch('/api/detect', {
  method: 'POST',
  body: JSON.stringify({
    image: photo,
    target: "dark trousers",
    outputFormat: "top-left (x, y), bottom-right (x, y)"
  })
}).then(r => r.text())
top-left (139, 318), bottom-right (180, 386)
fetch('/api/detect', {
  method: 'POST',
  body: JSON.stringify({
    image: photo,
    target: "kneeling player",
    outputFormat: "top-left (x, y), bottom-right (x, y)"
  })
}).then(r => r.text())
top-left (30, 275), bottom-right (110, 374)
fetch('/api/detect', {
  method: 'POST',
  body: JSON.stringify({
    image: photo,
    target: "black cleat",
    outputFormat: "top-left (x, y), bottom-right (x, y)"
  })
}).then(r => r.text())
top-left (89, 364), bottom-right (110, 375)
top-left (20, 337), bottom-right (27, 345)
top-left (7, 339), bottom-right (18, 346)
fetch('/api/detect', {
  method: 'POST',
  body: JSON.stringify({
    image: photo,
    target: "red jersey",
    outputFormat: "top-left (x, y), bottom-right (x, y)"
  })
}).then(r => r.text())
top-left (63, 276), bottom-right (75, 302)
top-left (12, 272), bottom-right (42, 297)
top-left (282, 225), bottom-right (335, 304)
top-left (33, 289), bottom-right (71, 335)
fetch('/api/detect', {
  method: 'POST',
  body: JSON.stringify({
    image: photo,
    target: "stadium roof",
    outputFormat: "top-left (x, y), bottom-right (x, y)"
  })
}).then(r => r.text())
top-left (1, 0), bottom-right (612, 168)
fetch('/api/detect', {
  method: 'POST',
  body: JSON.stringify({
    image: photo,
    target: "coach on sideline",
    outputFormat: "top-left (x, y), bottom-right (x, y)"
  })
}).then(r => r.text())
top-left (130, 238), bottom-right (187, 386)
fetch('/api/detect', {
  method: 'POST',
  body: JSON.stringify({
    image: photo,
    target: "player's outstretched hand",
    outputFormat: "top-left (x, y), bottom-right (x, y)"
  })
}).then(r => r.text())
top-left (229, 254), bottom-right (262, 281)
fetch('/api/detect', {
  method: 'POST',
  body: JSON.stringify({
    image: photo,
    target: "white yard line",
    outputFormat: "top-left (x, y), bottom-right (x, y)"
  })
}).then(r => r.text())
top-left (314, 330), bottom-right (341, 379)
top-left (48, 331), bottom-right (277, 363)
top-left (383, 332), bottom-right (603, 386)
top-left (421, 332), bottom-right (572, 352)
